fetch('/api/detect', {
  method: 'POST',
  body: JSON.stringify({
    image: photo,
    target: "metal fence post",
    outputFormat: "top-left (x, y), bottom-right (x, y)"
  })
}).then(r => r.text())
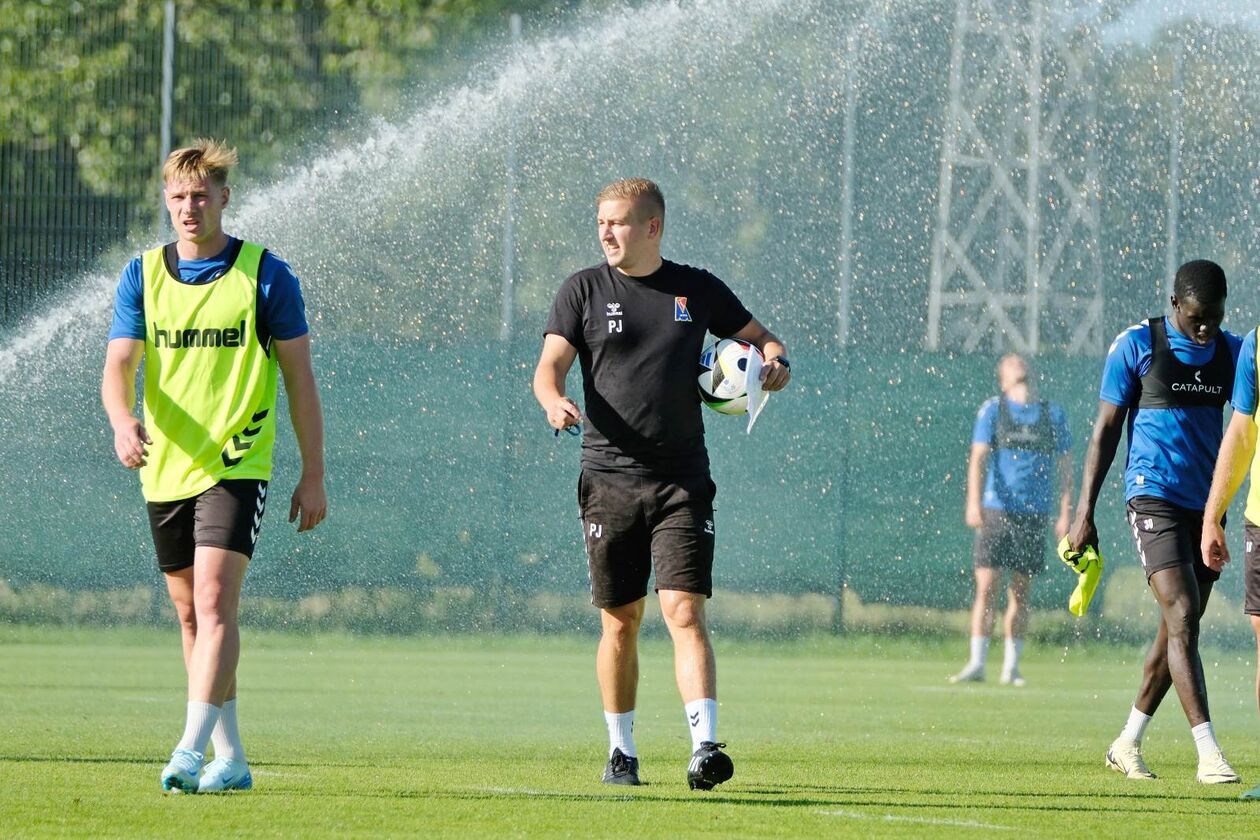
top-left (158, 0), bottom-right (176, 236)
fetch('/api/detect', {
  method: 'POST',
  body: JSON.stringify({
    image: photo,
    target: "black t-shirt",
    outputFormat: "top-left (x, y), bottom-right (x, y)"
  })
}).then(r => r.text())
top-left (544, 259), bottom-right (753, 476)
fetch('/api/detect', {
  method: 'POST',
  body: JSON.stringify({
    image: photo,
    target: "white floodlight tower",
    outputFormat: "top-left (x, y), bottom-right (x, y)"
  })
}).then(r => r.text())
top-left (927, 0), bottom-right (1104, 354)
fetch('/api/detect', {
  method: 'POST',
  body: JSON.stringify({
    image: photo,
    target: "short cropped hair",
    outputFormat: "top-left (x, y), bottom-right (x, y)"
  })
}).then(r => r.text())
top-left (1173, 259), bottom-right (1227, 303)
top-left (996, 352), bottom-right (1025, 375)
top-left (596, 178), bottom-right (665, 222)
top-left (996, 352), bottom-right (1028, 385)
top-left (162, 139), bottom-right (239, 187)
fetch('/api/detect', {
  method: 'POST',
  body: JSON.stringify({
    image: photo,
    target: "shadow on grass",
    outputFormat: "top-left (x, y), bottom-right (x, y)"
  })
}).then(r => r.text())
top-left (4, 757), bottom-right (1245, 816)
top-left (744, 782), bottom-right (1210, 802)
top-left (229, 781), bottom-right (1242, 818)
top-left (0, 755), bottom-right (153, 765)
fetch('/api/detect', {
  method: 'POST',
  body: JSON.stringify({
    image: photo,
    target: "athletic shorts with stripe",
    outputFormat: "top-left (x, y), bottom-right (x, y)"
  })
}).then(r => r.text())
top-left (1126, 495), bottom-right (1219, 584)
top-left (578, 468), bottom-right (716, 609)
top-left (1241, 522), bottom-right (1260, 615)
top-left (146, 479), bottom-right (269, 573)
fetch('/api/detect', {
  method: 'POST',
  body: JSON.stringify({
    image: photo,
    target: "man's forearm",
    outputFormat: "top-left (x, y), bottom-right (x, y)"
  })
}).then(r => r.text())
top-left (1075, 421), bottom-right (1123, 518)
top-left (1058, 456), bottom-right (1073, 518)
top-left (285, 369), bottom-right (325, 478)
top-left (759, 338), bottom-right (786, 360)
top-left (533, 364), bottom-right (567, 408)
top-left (1204, 419), bottom-right (1255, 524)
top-left (966, 449), bottom-right (986, 509)
top-left (101, 364), bottom-right (137, 426)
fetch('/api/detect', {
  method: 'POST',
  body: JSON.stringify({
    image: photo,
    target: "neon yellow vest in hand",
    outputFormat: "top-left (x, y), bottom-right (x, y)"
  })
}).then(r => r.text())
top-left (1246, 327), bottom-right (1260, 525)
top-left (140, 240), bottom-right (279, 502)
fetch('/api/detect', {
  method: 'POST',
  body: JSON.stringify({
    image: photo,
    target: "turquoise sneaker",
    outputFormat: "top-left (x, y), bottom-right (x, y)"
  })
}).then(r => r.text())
top-left (160, 749), bottom-right (204, 794)
top-left (198, 757), bottom-right (253, 792)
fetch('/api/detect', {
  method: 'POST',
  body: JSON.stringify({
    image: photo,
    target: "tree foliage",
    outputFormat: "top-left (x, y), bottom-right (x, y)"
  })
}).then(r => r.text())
top-left (0, 0), bottom-right (532, 203)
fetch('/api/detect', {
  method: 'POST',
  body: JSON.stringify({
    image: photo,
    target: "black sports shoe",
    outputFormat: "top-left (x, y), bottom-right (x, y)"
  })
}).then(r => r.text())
top-left (602, 748), bottom-right (641, 785)
top-left (687, 741), bottom-right (734, 790)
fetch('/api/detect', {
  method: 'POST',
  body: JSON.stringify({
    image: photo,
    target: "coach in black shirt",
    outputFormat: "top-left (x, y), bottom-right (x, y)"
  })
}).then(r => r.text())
top-left (533, 178), bottom-right (789, 790)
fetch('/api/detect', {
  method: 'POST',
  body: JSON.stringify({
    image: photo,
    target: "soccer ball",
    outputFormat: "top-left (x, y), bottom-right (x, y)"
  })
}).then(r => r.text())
top-left (698, 338), bottom-right (762, 415)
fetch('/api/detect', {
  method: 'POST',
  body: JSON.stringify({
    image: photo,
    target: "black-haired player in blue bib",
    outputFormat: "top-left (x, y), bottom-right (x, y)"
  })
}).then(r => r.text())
top-left (1068, 259), bottom-right (1242, 785)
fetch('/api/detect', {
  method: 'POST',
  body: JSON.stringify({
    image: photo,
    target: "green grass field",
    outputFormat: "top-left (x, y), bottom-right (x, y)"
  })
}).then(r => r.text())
top-left (3, 625), bottom-right (1260, 837)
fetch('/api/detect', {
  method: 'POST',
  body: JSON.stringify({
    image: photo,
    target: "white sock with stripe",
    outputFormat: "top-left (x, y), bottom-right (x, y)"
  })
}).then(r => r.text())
top-left (685, 698), bottom-right (718, 751)
top-left (604, 710), bottom-right (636, 758)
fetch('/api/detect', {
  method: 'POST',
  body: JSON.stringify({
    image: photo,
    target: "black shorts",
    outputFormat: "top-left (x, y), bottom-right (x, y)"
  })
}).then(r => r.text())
top-left (1126, 496), bottom-right (1219, 583)
top-left (973, 509), bottom-right (1049, 575)
top-left (1242, 522), bottom-right (1260, 615)
top-left (578, 469), bottom-right (716, 609)
top-left (146, 479), bottom-right (269, 573)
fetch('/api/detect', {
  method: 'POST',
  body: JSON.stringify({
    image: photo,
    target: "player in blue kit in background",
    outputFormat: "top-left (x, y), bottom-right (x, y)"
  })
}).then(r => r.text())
top-left (951, 354), bottom-right (1072, 686)
top-left (1068, 260), bottom-right (1241, 784)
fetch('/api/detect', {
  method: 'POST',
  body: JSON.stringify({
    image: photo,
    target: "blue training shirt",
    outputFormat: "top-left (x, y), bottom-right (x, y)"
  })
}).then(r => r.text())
top-left (1101, 317), bottom-right (1243, 511)
top-left (1232, 328), bottom-right (1258, 416)
top-left (973, 397), bottom-right (1072, 515)
top-left (107, 237), bottom-right (309, 343)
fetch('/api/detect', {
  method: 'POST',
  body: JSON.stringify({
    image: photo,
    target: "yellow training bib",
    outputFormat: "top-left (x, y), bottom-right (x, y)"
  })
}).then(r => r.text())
top-left (1245, 327), bottom-right (1260, 525)
top-left (140, 240), bottom-right (279, 502)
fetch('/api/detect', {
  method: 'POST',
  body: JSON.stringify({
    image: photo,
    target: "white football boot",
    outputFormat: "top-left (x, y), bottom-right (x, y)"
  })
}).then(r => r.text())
top-left (1105, 739), bottom-right (1156, 780)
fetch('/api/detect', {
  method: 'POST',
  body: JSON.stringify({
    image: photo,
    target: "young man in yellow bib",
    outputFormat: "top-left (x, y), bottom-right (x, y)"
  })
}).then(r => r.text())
top-left (101, 139), bottom-right (327, 794)
top-left (1202, 321), bottom-right (1260, 799)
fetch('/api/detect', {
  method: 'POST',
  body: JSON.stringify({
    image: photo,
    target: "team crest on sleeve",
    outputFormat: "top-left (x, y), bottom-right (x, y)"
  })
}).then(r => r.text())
top-left (674, 297), bottom-right (692, 322)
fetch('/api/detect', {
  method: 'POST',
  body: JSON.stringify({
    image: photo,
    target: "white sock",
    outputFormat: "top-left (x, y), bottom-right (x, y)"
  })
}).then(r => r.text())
top-left (1192, 720), bottom-right (1222, 759)
top-left (1001, 637), bottom-right (1023, 675)
top-left (604, 710), bottom-right (636, 758)
top-left (685, 698), bottom-right (718, 751)
top-left (175, 701), bottom-right (221, 755)
top-left (1119, 706), bottom-right (1152, 745)
top-left (968, 635), bottom-right (989, 668)
top-left (211, 698), bottom-right (246, 763)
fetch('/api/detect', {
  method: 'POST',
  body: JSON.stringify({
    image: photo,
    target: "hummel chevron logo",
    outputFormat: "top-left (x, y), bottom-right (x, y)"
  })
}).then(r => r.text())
top-left (222, 409), bottom-right (270, 467)
top-left (251, 483), bottom-right (266, 543)
top-left (689, 712), bottom-right (701, 727)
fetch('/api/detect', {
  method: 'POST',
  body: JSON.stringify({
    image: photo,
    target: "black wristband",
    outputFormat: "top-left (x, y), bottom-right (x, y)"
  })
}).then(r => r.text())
top-left (771, 355), bottom-right (790, 370)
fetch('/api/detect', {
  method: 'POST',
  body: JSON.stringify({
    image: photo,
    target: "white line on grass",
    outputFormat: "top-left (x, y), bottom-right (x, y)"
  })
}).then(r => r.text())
top-left (816, 809), bottom-right (1015, 832)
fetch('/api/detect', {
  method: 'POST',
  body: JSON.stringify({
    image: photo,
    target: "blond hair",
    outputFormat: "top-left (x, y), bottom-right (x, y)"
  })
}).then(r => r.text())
top-left (162, 139), bottom-right (239, 187)
top-left (596, 178), bottom-right (665, 222)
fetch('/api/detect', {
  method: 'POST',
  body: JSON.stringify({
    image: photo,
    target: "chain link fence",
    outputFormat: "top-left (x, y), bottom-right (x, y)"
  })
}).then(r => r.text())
top-left (0, 0), bottom-right (518, 325)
